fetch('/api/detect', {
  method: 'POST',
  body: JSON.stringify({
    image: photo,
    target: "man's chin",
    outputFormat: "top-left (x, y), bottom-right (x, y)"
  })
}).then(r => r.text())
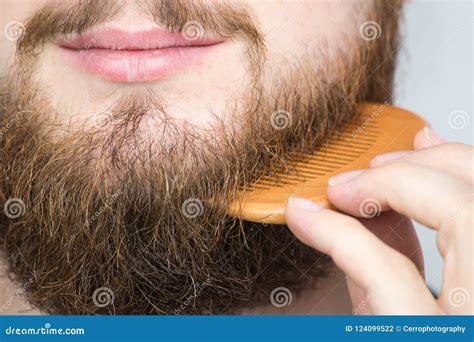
top-left (0, 109), bottom-right (334, 315)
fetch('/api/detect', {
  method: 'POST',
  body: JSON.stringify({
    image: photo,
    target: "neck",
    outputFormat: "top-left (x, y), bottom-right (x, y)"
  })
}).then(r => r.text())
top-left (243, 267), bottom-right (352, 315)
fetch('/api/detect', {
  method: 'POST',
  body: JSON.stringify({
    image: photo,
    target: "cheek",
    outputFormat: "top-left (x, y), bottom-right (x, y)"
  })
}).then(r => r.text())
top-left (0, 0), bottom-right (49, 76)
top-left (248, 1), bottom-right (358, 63)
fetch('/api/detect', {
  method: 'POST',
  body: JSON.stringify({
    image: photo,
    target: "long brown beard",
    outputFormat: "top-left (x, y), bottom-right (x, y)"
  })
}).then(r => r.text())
top-left (0, 0), bottom-right (401, 314)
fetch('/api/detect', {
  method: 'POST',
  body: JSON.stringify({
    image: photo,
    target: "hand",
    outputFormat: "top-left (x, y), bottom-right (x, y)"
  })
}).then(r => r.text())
top-left (285, 127), bottom-right (473, 315)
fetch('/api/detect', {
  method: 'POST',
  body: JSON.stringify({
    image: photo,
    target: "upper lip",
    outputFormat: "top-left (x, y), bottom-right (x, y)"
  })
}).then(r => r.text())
top-left (56, 27), bottom-right (226, 83)
top-left (58, 28), bottom-right (225, 51)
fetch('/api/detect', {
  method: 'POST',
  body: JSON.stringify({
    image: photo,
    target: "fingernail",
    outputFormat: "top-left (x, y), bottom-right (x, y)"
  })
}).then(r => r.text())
top-left (423, 127), bottom-right (446, 145)
top-left (328, 169), bottom-right (364, 187)
top-left (287, 196), bottom-right (323, 212)
top-left (371, 150), bottom-right (411, 166)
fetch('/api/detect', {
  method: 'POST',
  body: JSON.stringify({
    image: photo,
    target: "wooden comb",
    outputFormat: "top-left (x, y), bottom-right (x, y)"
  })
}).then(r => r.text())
top-left (227, 102), bottom-right (427, 224)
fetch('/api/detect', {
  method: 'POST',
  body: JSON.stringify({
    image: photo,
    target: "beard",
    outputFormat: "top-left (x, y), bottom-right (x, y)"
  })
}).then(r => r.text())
top-left (0, 0), bottom-right (401, 314)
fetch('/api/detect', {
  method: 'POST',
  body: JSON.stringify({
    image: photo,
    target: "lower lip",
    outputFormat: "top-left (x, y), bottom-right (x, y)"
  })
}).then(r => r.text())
top-left (60, 44), bottom-right (222, 83)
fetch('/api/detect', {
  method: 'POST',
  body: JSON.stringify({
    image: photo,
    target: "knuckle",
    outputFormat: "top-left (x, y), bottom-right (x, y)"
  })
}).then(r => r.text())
top-left (373, 161), bottom-right (416, 185)
top-left (430, 142), bottom-right (474, 160)
top-left (453, 197), bottom-right (474, 231)
top-left (405, 142), bottom-right (472, 163)
top-left (436, 142), bottom-right (473, 154)
top-left (380, 160), bottom-right (413, 174)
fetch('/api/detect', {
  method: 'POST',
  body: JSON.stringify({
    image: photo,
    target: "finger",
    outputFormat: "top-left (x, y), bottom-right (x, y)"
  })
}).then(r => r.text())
top-left (285, 197), bottom-right (442, 314)
top-left (346, 277), bottom-right (372, 315)
top-left (359, 211), bottom-right (424, 275)
top-left (413, 127), bottom-right (447, 149)
top-left (347, 211), bottom-right (423, 315)
top-left (327, 163), bottom-right (473, 239)
top-left (370, 142), bottom-right (474, 185)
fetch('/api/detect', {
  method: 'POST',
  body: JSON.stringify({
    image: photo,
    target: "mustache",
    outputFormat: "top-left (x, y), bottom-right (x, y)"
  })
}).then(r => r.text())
top-left (18, 0), bottom-right (264, 54)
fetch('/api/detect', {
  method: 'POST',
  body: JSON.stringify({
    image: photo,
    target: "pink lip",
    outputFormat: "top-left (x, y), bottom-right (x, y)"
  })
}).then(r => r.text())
top-left (58, 28), bottom-right (225, 83)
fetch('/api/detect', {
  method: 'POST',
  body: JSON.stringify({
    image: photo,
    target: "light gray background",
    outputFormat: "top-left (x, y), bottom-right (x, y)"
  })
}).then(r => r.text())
top-left (394, 0), bottom-right (473, 292)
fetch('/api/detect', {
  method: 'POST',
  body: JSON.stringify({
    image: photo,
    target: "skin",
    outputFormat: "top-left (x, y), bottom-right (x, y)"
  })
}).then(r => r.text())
top-left (0, 0), bottom-right (432, 315)
top-left (0, 0), bottom-right (359, 130)
top-left (286, 127), bottom-right (474, 315)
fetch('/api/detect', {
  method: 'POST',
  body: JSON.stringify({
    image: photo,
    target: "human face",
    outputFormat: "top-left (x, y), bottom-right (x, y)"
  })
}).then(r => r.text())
top-left (0, 0), bottom-right (393, 131)
top-left (0, 0), bottom-right (401, 315)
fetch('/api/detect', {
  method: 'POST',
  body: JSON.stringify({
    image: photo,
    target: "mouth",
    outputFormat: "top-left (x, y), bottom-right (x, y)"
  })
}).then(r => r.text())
top-left (57, 28), bottom-right (226, 83)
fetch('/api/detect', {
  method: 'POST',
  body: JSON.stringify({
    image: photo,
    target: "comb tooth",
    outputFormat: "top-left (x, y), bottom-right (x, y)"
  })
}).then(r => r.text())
top-left (291, 167), bottom-right (329, 177)
top-left (304, 154), bottom-right (354, 163)
top-left (322, 141), bottom-right (372, 150)
top-left (352, 117), bottom-right (380, 124)
top-left (325, 145), bottom-right (371, 155)
top-left (341, 130), bottom-right (379, 138)
top-left (245, 181), bottom-right (274, 188)
top-left (303, 158), bottom-right (348, 167)
top-left (291, 153), bottom-right (350, 166)
top-left (331, 137), bottom-right (376, 146)
top-left (350, 121), bottom-right (380, 127)
top-left (295, 172), bottom-right (326, 179)
top-left (255, 178), bottom-right (289, 187)
top-left (302, 157), bottom-right (352, 167)
top-left (346, 127), bottom-right (380, 134)
top-left (356, 128), bottom-right (379, 135)
top-left (298, 154), bottom-right (357, 169)
top-left (276, 175), bottom-right (308, 183)
top-left (260, 176), bottom-right (300, 185)
top-left (334, 138), bottom-right (373, 145)
top-left (317, 148), bottom-right (361, 159)
top-left (251, 183), bottom-right (279, 189)
top-left (347, 125), bottom-right (380, 133)
top-left (324, 141), bottom-right (372, 152)
top-left (294, 162), bottom-right (337, 174)
top-left (344, 134), bottom-right (379, 142)
top-left (239, 184), bottom-right (270, 191)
